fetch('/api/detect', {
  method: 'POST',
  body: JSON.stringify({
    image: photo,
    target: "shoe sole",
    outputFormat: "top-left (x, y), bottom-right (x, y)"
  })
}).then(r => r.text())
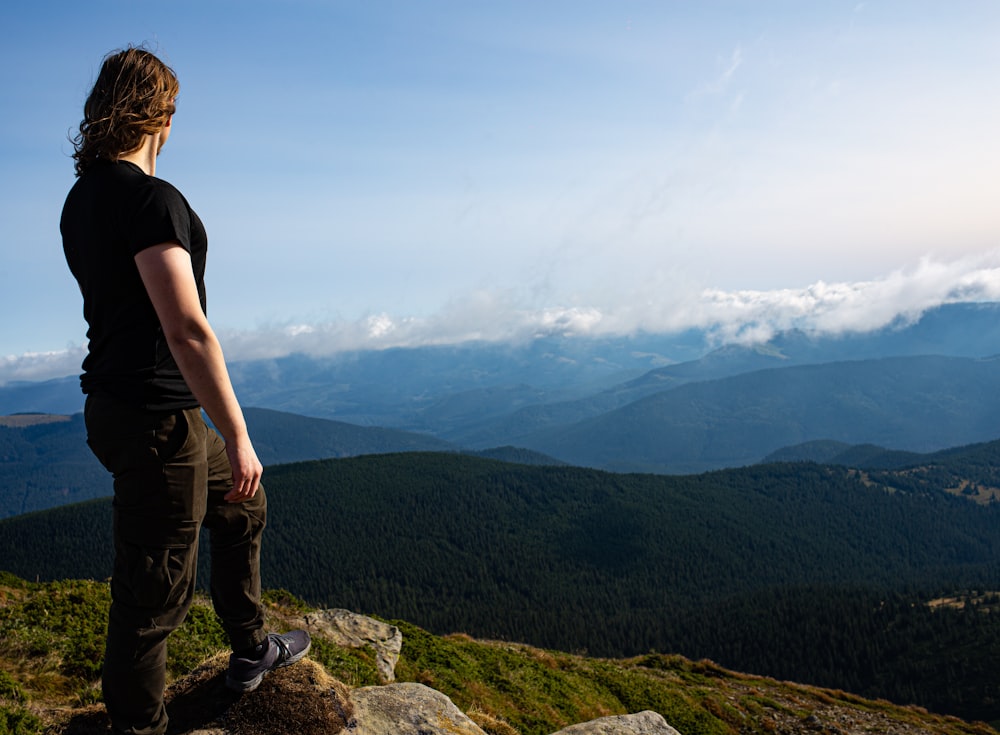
top-left (225, 640), bottom-right (311, 693)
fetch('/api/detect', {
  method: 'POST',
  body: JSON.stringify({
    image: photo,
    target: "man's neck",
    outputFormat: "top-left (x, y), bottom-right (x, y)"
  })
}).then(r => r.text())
top-left (118, 132), bottom-right (162, 176)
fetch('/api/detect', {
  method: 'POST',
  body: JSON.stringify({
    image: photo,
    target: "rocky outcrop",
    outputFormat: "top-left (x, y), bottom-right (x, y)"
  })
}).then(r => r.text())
top-left (550, 711), bottom-right (682, 735)
top-left (298, 608), bottom-right (402, 682)
top-left (348, 682), bottom-right (486, 734)
top-left (60, 612), bottom-right (683, 735)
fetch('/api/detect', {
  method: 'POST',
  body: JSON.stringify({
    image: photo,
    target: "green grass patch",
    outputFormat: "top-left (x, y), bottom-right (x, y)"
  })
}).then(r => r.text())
top-left (393, 621), bottom-right (622, 733)
top-left (261, 588), bottom-right (313, 616)
top-left (0, 704), bottom-right (43, 735)
top-left (307, 636), bottom-right (381, 688)
top-left (0, 579), bottom-right (110, 703)
top-left (167, 602), bottom-right (230, 676)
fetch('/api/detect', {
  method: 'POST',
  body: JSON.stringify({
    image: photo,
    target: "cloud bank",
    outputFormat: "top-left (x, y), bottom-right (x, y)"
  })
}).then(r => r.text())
top-left (4, 255), bottom-right (1000, 385)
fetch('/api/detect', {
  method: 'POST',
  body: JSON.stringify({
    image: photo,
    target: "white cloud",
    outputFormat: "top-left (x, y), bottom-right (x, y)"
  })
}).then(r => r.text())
top-left (0, 348), bottom-right (85, 385)
top-left (693, 255), bottom-right (1000, 344)
top-left (4, 255), bottom-right (1000, 386)
top-left (366, 314), bottom-right (396, 339)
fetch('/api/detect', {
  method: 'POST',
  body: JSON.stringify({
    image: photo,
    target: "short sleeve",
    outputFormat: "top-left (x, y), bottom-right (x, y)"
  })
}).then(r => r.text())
top-left (125, 179), bottom-right (193, 257)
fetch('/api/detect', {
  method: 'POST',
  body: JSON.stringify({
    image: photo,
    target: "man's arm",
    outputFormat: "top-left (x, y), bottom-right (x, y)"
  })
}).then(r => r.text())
top-left (134, 242), bottom-right (262, 503)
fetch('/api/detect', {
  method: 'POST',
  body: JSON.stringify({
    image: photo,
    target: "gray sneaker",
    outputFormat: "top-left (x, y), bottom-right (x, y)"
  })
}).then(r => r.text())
top-left (225, 630), bottom-right (312, 693)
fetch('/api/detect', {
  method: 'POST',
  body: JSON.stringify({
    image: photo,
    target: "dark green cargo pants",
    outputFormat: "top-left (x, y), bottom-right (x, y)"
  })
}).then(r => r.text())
top-left (85, 393), bottom-right (268, 735)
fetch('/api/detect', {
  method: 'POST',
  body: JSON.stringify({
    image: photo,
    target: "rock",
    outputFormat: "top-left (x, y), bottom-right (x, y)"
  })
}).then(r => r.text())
top-left (804, 713), bottom-right (823, 729)
top-left (301, 608), bottom-right (402, 682)
top-left (348, 682), bottom-right (487, 735)
top-left (549, 710), bottom-right (682, 735)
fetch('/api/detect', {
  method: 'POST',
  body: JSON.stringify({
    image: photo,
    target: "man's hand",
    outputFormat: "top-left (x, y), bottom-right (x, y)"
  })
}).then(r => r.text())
top-left (224, 437), bottom-right (263, 502)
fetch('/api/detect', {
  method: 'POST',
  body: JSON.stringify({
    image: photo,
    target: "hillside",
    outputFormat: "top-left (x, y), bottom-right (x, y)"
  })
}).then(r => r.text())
top-left (0, 413), bottom-right (107, 517)
top-left (520, 355), bottom-right (1000, 473)
top-left (761, 438), bottom-right (1000, 504)
top-left (7, 352), bottom-right (1000, 520)
top-left (444, 342), bottom-right (801, 448)
top-left (1, 575), bottom-right (995, 735)
top-left (0, 376), bottom-right (81, 416)
top-left (0, 408), bottom-right (455, 518)
top-left (242, 406), bottom-right (456, 464)
top-left (9, 452), bottom-right (1000, 618)
top-left (4, 449), bottom-right (1000, 722)
top-left (223, 335), bottom-right (695, 431)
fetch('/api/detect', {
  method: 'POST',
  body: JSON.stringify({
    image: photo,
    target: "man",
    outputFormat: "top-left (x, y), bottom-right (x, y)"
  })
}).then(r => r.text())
top-left (61, 46), bottom-right (310, 735)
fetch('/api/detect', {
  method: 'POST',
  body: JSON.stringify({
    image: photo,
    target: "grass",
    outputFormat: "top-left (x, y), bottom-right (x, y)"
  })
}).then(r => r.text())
top-left (0, 575), bottom-right (997, 735)
top-left (0, 578), bottom-right (108, 707)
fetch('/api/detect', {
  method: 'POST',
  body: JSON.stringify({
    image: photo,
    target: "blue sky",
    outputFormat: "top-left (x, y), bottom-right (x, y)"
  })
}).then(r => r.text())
top-left (3, 1), bottom-right (1000, 382)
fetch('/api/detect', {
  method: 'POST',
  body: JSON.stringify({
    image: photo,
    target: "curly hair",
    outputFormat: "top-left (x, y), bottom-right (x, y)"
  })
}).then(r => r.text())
top-left (71, 47), bottom-right (180, 176)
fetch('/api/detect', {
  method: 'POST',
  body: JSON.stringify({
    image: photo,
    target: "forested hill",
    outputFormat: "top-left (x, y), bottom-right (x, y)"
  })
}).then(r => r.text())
top-left (0, 413), bottom-right (107, 516)
top-left (5, 449), bottom-right (1000, 640)
top-left (242, 406), bottom-right (456, 462)
top-left (765, 436), bottom-right (1000, 503)
top-left (0, 407), bottom-right (457, 518)
top-left (5, 449), bottom-right (1000, 723)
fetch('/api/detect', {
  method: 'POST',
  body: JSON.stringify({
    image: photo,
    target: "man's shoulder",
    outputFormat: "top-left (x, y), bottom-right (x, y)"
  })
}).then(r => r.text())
top-left (84, 161), bottom-right (182, 193)
top-left (106, 164), bottom-right (193, 214)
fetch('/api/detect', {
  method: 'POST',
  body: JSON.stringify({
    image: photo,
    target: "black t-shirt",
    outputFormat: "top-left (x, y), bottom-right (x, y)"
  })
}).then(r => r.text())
top-left (61, 160), bottom-right (207, 410)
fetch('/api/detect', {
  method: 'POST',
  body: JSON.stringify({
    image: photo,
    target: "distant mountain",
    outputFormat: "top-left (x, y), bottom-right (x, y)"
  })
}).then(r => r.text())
top-left (5, 303), bottom-right (1000, 495)
top-left (463, 445), bottom-right (566, 466)
top-left (6, 302), bottom-right (1000, 425)
top-left (0, 375), bottom-right (82, 416)
top-left (785, 300), bottom-right (1000, 360)
top-left (0, 408), bottom-right (455, 518)
top-left (0, 413), bottom-right (106, 517)
top-left (447, 303), bottom-right (1000, 447)
top-left (6, 353), bottom-right (1000, 517)
top-left (225, 303), bottom-right (1000, 441)
top-left (520, 355), bottom-right (1000, 473)
top-left (443, 342), bottom-right (815, 447)
top-left (762, 439), bottom-right (855, 464)
top-left (243, 407), bottom-right (455, 465)
top-left (763, 441), bottom-right (925, 468)
top-left (223, 333), bottom-right (706, 432)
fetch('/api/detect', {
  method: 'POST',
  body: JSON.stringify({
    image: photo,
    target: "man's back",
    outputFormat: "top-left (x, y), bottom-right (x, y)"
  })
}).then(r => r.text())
top-left (61, 159), bottom-right (204, 409)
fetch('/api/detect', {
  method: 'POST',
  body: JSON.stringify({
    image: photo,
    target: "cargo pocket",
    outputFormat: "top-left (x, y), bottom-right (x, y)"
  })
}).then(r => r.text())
top-left (113, 520), bottom-right (200, 611)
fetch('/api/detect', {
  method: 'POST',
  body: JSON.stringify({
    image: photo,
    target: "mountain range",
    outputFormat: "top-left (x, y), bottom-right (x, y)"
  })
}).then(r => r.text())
top-left (4, 302), bottom-right (1000, 515)
top-left (5, 301), bottom-right (1000, 427)
top-left (516, 354), bottom-right (1000, 473)
top-left (4, 443), bottom-right (1000, 723)
top-left (6, 303), bottom-right (1000, 729)
top-left (4, 350), bottom-right (999, 516)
